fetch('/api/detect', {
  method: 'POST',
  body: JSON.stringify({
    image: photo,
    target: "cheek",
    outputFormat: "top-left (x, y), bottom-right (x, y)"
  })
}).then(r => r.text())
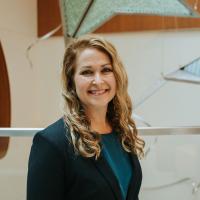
top-left (74, 77), bottom-right (89, 94)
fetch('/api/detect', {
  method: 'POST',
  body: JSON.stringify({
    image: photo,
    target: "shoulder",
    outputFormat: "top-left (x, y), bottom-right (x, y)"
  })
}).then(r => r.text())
top-left (32, 117), bottom-right (72, 158)
top-left (38, 117), bottom-right (68, 142)
top-left (27, 118), bottom-right (71, 199)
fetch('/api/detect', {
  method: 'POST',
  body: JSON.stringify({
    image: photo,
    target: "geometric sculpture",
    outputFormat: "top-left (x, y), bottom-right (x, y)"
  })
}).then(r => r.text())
top-left (59, 0), bottom-right (199, 38)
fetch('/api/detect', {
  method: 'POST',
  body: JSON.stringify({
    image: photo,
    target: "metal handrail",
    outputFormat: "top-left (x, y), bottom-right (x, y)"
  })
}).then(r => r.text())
top-left (0, 127), bottom-right (200, 136)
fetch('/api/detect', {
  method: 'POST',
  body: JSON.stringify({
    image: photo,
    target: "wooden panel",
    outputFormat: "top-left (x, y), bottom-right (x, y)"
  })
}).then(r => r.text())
top-left (95, 15), bottom-right (200, 33)
top-left (38, 0), bottom-right (200, 36)
top-left (37, 0), bottom-right (63, 36)
top-left (0, 42), bottom-right (10, 159)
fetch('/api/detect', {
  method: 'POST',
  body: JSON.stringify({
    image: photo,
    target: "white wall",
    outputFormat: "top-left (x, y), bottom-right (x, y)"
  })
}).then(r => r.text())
top-left (2, 29), bottom-right (200, 127)
top-left (0, 0), bottom-right (38, 127)
top-left (0, 0), bottom-right (37, 37)
top-left (140, 135), bottom-right (200, 200)
top-left (103, 31), bottom-right (200, 126)
top-left (1, 1), bottom-right (200, 127)
top-left (0, 137), bottom-right (32, 200)
top-left (28, 31), bottom-right (200, 127)
top-left (30, 38), bottom-right (65, 126)
top-left (0, 1), bottom-right (37, 199)
top-left (0, 0), bottom-right (200, 199)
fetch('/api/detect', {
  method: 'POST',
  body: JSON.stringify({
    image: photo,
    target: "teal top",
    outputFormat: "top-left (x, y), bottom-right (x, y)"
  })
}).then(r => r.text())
top-left (101, 131), bottom-right (133, 200)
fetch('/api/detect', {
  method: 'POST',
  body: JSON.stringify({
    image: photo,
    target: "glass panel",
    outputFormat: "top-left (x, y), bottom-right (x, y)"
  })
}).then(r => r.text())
top-left (184, 57), bottom-right (200, 76)
top-left (141, 133), bottom-right (200, 200)
top-left (163, 57), bottom-right (200, 84)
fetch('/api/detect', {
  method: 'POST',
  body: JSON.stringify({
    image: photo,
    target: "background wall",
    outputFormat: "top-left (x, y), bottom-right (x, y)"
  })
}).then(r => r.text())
top-left (17, 30), bottom-right (200, 127)
top-left (1, 1), bottom-right (200, 128)
top-left (104, 31), bottom-right (200, 126)
top-left (0, 1), bottom-right (37, 199)
top-left (0, 0), bottom-right (37, 127)
top-left (0, 0), bottom-right (200, 199)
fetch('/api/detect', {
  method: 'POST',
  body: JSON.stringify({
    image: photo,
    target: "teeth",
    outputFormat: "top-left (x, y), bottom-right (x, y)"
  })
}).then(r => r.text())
top-left (90, 89), bottom-right (107, 95)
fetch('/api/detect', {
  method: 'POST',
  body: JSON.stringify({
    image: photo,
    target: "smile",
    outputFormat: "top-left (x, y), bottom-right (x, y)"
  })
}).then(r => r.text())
top-left (88, 89), bottom-right (109, 96)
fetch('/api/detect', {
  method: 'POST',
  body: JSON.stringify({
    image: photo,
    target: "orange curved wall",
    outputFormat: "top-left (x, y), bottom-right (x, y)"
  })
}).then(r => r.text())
top-left (0, 42), bottom-right (11, 158)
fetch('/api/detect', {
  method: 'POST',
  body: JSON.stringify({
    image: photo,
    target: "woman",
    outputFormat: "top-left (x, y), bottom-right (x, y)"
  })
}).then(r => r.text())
top-left (27, 34), bottom-right (145, 200)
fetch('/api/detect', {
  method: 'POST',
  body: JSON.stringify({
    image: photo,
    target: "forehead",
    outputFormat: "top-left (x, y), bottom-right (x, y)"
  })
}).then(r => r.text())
top-left (76, 48), bottom-right (111, 68)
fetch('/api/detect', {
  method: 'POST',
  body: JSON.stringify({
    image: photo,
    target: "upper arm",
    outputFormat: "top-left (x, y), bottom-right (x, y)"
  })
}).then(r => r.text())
top-left (27, 132), bottom-right (65, 200)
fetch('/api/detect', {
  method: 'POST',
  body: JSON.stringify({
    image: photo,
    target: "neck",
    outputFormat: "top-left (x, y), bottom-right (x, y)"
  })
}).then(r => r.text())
top-left (85, 106), bottom-right (112, 134)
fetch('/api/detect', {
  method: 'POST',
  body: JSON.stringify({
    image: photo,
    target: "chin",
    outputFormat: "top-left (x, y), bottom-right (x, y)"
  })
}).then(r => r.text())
top-left (89, 99), bottom-right (113, 108)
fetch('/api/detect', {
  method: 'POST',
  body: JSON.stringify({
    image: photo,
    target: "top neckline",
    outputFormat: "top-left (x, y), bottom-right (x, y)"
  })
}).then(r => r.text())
top-left (101, 130), bottom-right (115, 136)
top-left (97, 129), bottom-right (113, 135)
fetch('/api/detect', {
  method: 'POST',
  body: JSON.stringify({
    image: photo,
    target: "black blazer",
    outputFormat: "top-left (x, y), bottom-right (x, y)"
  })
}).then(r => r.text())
top-left (27, 118), bottom-right (142, 200)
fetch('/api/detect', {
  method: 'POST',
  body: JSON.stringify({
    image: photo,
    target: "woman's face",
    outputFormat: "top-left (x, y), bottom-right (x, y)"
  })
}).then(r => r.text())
top-left (74, 48), bottom-right (116, 111)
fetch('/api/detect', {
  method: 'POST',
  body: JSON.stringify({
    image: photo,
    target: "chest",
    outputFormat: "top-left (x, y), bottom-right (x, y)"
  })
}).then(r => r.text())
top-left (63, 152), bottom-right (141, 200)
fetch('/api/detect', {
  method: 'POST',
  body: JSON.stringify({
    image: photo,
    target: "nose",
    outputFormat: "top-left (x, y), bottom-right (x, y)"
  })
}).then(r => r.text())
top-left (93, 73), bottom-right (104, 84)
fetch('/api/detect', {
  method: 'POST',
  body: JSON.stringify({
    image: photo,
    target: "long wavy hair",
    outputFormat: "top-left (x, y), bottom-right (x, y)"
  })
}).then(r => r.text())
top-left (61, 34), bottom-right (145, 159)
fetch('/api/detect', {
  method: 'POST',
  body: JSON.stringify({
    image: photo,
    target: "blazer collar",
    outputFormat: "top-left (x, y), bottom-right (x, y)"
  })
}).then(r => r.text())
top-left (126, 154), bottom-right (142, 200)
top-left (91, 153), bottom-right (141, 200)
top-left (91, 154), bottom-right (123, 200)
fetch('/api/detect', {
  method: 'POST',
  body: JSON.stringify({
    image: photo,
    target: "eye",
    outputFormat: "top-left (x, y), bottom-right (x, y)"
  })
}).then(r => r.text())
top-left (102, 67), bottom-right (113, 73)
top-left (80, 70), bottom-right (93, 75)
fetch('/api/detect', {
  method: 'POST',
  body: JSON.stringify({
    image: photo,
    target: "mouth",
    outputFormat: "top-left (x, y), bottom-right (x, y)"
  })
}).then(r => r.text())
top-left (88, 89), bottom-right (109, 96)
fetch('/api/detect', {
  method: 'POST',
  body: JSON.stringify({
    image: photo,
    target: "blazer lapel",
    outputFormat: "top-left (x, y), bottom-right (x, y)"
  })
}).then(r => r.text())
top-left (126, 154), bottom-right (142, 200)
top-left (91, 154), bottom-right (123, 200)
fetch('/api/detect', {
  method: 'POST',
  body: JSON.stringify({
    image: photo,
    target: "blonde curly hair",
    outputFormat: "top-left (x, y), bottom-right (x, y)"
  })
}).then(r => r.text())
top-left (61, 34), bottom-right (145, 159)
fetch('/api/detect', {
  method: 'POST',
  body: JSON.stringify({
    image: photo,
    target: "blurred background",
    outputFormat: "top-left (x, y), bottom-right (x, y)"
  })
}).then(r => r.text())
top-left (0, 0), bottom-right (200, 199)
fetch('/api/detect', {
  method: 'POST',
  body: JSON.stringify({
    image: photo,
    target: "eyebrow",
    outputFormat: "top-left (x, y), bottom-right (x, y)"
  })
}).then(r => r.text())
top-left (79, 63), bottom-right (112, 69)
